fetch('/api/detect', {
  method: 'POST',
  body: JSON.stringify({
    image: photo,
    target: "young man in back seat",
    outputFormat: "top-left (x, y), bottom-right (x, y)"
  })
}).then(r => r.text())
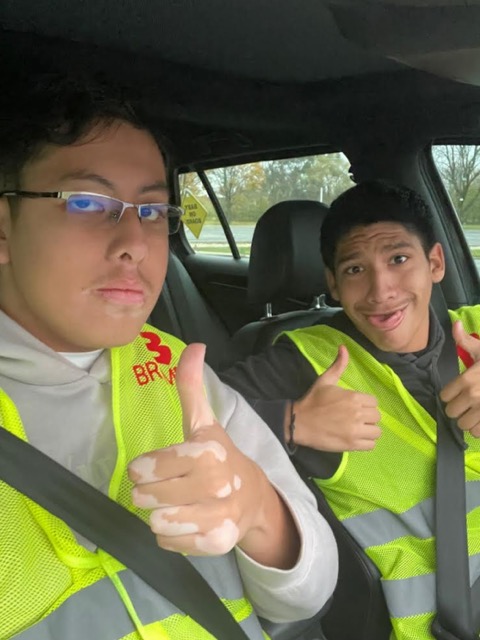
top-left (0, 70), bottom-right (338, 640)
top-left (221, 180), bottom-right (480, 640)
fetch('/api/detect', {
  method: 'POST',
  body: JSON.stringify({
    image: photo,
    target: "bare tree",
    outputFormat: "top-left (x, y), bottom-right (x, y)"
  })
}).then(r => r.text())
top-left (303, 153), bottom-right (353, 204)
top-left (433, 145), bottom-right (480, 223)
top-left (206, 164), bottom-right (264, 221)
top-left (260, 157), bottom-right (312, 202)
top-left (178, 172), bottom-right (204, 200)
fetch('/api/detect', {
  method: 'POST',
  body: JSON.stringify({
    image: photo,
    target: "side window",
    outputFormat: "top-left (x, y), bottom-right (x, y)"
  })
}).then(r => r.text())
top-left (179, 152), bottom-right (352, 256)
top-left (432, 145), bottom-right (480, 272)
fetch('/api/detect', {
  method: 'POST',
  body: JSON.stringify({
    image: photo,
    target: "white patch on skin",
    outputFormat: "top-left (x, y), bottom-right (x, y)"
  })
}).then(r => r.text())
top-left (233, 475), bottom-right (242, 491)
top-left (195, 519), bottom-right (240, 555)
top-left (132, 489), bottom-right (170, 510)
top-left (129, 455), bottom-right (158, 483)
top-left (216, 482), bottom-right (232, 498)
top-left (150, 507), bottom-right (200, 536)
top-left (175, 440), bottom-right (227, 462)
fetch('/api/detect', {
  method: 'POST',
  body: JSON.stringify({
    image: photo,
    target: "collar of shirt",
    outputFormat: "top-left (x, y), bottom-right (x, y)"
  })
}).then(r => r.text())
top-left (0, 309), bottom-right (110, 386)
top-left (327, 306), bottom-right (445, 372)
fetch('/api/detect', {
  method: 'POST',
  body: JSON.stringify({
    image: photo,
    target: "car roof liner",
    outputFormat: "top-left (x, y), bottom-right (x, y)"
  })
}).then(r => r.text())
top-left (329, 1), bottom-right (480, 86)
top-left (2, 0), bottom-right (480, 165)
top-left (0, 0), bottom-right (402, 83)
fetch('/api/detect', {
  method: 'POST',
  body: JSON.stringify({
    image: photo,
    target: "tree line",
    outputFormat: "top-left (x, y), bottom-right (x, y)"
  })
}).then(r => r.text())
top-left (180, 146), bottom-right (480, 226)
top-left (179, 153), bottom-right (353, 223)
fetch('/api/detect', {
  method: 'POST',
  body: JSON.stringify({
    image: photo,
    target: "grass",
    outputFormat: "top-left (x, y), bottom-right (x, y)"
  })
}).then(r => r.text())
top-left (190, 244), bottom-right (250, 257)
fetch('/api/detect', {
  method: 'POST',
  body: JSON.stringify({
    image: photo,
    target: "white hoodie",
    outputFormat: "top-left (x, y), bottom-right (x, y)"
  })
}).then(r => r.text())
top-left (0, 310), bottom-right (338, 623)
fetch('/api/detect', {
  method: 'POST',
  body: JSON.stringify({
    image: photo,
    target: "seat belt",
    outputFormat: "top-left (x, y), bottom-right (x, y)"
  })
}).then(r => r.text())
top-left (430, 285), bottom-right (479, 640)
top-left (0, 426), bottom-right (250, 640)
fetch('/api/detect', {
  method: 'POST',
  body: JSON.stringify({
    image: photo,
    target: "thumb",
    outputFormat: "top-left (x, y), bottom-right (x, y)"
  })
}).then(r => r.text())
top-left (452, 320), bottom-right (480, 363)
top-left (176, 343), bottom-right (215, 439)
top-left (319, 345), bottom-right (349, 386)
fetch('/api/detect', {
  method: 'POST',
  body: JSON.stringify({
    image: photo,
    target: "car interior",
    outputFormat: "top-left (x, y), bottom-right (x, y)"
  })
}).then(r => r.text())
top-left (1, 1), bottom-right (480, 639)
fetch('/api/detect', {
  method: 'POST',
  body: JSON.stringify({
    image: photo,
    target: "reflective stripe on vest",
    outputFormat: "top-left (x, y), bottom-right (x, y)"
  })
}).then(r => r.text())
top-left (284, 306), bottom-right (480, 640)
top-left (1, 325), bottom-right (263, 640)
top-left (341, 482), bottom-right (480, 549)
top-left (14, 567), bottom-right (261, 640)
top-left (382, 552), bottom-right (480, 620)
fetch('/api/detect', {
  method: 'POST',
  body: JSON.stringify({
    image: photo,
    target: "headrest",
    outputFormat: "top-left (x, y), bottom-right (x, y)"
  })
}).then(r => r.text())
top-left (248, 200), bottom-right (330, 305)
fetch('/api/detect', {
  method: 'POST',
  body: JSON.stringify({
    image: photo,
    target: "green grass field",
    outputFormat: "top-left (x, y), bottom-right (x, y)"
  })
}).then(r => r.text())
top-left (190, 244), bottom-right (251, 257)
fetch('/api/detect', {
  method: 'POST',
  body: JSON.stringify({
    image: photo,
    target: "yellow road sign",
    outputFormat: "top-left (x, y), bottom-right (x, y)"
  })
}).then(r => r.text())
top-left (181, 191), bottom-right (208, 238)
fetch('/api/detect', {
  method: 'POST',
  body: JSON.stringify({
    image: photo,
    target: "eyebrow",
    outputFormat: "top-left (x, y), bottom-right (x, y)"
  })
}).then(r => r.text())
top-left (336, 240), bottom-right (415, 267)
top-left (58, 170), bottom-right (169, 194)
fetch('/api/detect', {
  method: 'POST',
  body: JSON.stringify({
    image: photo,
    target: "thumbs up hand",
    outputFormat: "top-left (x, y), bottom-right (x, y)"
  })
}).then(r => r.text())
top-left (129, 344), bottom-right (299, 565)
top-left (291, 346), bottom-right (381, 452)
top-left (440, 321), bottom-right (480, 437)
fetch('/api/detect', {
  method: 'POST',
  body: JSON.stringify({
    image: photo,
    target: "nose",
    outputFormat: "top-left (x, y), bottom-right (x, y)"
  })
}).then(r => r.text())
top-left (108, 206), bottom-right (149, 264)
top-left (366, 267), bottom-right (397, 304)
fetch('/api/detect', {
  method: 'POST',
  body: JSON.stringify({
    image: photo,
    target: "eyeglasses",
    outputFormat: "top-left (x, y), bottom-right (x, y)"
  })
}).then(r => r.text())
top-left (0, 190), bottom-right (183, 235)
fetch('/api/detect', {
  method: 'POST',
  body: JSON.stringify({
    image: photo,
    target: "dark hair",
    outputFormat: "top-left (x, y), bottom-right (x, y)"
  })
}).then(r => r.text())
top-left (320, 180), bottom-right (436, 271)
top-left (0, 72), bottom-right (168, 190)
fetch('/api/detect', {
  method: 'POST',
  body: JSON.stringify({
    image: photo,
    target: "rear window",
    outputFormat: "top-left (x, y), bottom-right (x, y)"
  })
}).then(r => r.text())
top-left (179, 152), bottom-right (352, 256)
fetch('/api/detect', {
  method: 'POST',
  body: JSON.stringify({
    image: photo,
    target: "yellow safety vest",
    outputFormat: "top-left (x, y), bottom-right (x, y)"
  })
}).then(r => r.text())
top-left (284, 306), bottom-right (480, 640)
top-left (0, 325), bottom-right (262, 640)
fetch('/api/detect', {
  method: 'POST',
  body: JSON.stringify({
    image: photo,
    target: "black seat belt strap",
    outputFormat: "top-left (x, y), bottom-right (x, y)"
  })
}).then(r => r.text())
top-left (0, 426), bottom-right (250, 640)
top-left (474, 578), bottom-right (480, 632)
top-left (431, 285), bottom-right (477, 640)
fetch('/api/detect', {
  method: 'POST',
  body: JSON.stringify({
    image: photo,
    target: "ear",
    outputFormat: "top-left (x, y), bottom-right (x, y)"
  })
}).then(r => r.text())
top-left (429, 242), bottom-right (445, 284)
top-left (0, 198), bottom-right (12, 265)
top-left (326, 268), bottom-right (340, 301)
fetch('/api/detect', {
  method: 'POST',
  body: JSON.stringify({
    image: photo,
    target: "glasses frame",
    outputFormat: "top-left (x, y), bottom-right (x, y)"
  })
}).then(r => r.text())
top-left (0, 190), bottom-right (183, 234)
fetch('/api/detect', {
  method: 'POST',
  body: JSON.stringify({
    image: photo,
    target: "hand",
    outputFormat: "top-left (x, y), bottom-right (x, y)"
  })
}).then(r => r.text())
top-left (440, 321), bottom-right (480, 438)
top-left (291, 345), bottom-right (381, 452)
top-left (129, 343), bottom-right (299, 566)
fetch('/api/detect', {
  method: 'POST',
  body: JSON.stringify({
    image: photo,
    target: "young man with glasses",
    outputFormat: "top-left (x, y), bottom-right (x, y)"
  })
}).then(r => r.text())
top-left (0, 72), bottom-right (337, 640)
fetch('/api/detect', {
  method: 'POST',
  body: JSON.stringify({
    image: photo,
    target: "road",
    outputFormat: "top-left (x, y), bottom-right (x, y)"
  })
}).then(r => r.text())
top-left (185, 225), bottom-right (255, 245)
top-left (187, 225), bottom-right (480, 251)
top-left (465, 230), bottom-right (480, 246)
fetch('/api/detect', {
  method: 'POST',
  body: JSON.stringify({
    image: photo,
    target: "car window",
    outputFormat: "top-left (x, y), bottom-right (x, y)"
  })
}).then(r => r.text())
top-left (179, 152), bottom-right (352, 257)
top-left (432, 144), bottom-right (480, 273)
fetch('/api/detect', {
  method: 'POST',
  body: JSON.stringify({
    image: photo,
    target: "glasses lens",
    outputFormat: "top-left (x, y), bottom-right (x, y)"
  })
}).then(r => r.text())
top-left (66, 194), bottom-right (123, 219)
top-left (138, 204), bottom-right (166, 221)
top-left (168, 209), bottom-right (182, 234)
top-left (139, 204), bottom-right (182, 234)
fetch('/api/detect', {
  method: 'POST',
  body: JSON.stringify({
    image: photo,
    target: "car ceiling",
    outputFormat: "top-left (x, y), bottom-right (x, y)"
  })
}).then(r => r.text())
top-left (0, 0), bottom-right (405, 83)
top-left (1, 0), bottom-right (480, 166)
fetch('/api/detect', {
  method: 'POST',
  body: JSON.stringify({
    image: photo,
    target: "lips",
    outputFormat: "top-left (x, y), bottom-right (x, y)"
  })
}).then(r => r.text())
top-left (95, 280), bottom-right (146, 305)
top-left (365, 307), bottom-right (406, 331)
